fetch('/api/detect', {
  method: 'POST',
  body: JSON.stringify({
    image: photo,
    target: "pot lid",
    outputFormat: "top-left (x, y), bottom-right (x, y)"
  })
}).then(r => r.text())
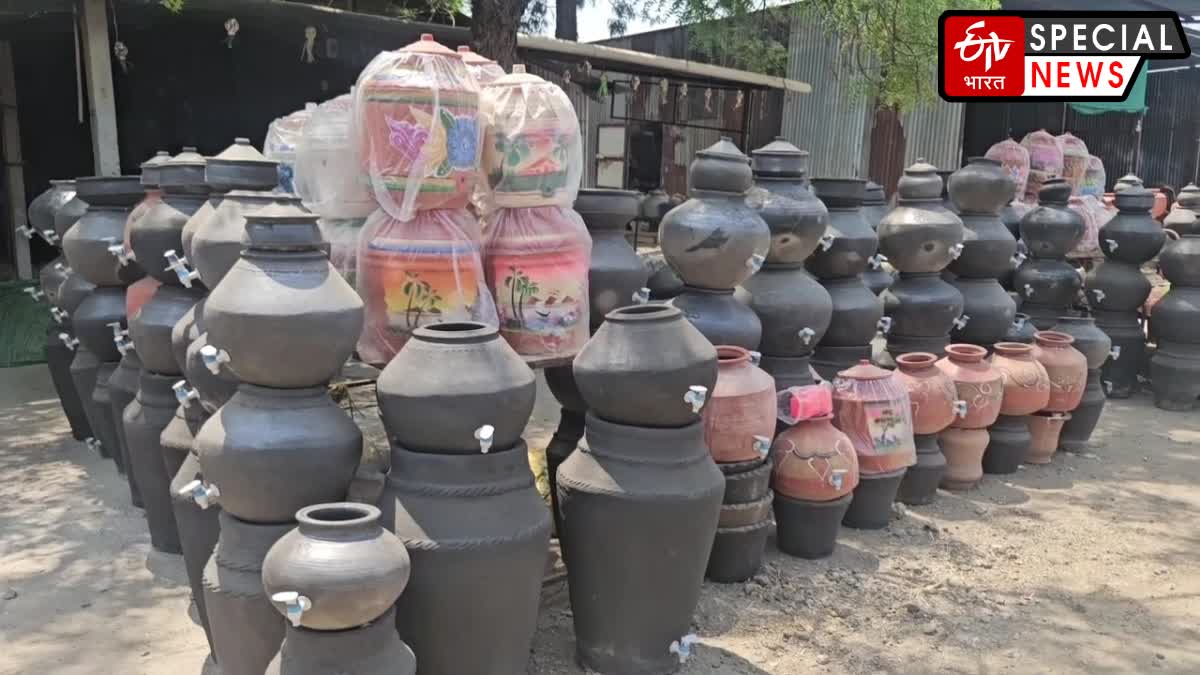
top-left (206, 137), bottom-right (279, 191)
top-left (1037, 177), bottom-right (1072, 204)
top-left (1177, 183), bottom-right (1200, 209)
top-left (167, 146), bottom-right (206, 168)
top-left (489, 63), bottom-right (543, 86)
top-left (50, 179), bottom-right (76, 187)
top-left (896, 159), bottom-right (942, 202)
top-left (402, 33), bottom-right (460, 58)
top-left (456, 45), bottom-right (497, 65)
top-left (751, 137), bottom-right (809, 177)
top-left (140, 151), bottom-right (171, 170)
top-left (862, 181), bottom-right (885, 205)
top-left (1113, 183), bottom-right (1155, 211)
top-left (158, 146), bottom-right (208, 191)
top-left (243, 201), bottom-right (322, 248)
top-left (836, 359), bottom-right (891, 380)
top-left (74, 175), bottom-right (144, 206)
top-left (1114, 173), bottom-right (1143, 191)
top-left (140, 151), bottom-right (171, 188)
top-left (698, 136), bottom-right (750, 162)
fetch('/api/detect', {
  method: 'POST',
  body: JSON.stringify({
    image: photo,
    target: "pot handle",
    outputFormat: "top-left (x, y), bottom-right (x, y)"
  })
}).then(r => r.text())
top-left (199, 345), bottom-right (232, 376)
top-left (684, 385), bottom-right (708, 414)
top-left (1109, 345), bottom-right (1122, 361)
top-left (631, 287), bottom-right (651, 304)
top-left (669, 635), bottom-right (700, 664)
top-left (164, 249), bottom-right (201, 288)
top-left (474, 424), bottom-right (495, 454)
top-left (179, 479), bottom-right (220, 509)
top-left (271, 592), bottom-right (312, 627)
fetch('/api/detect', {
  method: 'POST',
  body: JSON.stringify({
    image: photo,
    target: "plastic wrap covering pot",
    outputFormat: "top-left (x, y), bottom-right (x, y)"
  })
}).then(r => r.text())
top-left (68, 345), bottom-right (103, 447)
top-left (701, 347), bottom-right (775, 463)
top-left (861, 181), bottom-right (888, 230)
top-left (949, 277), bottom-right (1016, 346)
top-left (883, 272), bottom-right (964, 339)
top-left (109, 349), bottom-right (142, 505)
top-left (558, 416), bottom-right (722, 675)
top-left (132, 149), bottom-right (209, 286)
top-left (1059, 369), bottom-right (1106, 449)
top-left (1099, 185), bottom-right (1164, 264)
top-left (983, 414), bottom-right (1031, 474)
top-left (1019, 178), bottom-right (1084, 259)
top-left (819, 277), bottom-right (883, 347)
top-left (205, 203), bottom-right (364, 388)
top-left (573, 303), bottom-right (718, 428)
top-left (806, 178), bottom-right (876, 279)
top-left (669, 287), bottom-right (762, 349)
top-left (1149, 341), bottom-right (1200, 410)
top-left (877, 160), bottom-right (964, 273)
top-left (265, 607), bottom-right (415, 675)
top-left (46, 324), bottom-right (90, 441)
top-left (1050, 316), bottom-right (1113, 370)
top-left (1093, 310), bottom-right (1143, 398)
top-left (1164, 183), bottom-right (1200, 236)
top-left (458, 45), bottom-right (505, 84)
top-left (574, 189), bottom-right (650, 329)
top-left (936, 344), bottom-right (1003, 429)
top-left (949, 213), bottom-right (1018, 279)
top-left (129, 285), bottom-right (204, 375)
top-left (938, 427), bottom-right (988, 490)
top-left (62, 176), bottom-right (143, 287)
top-left (72, 286), bottom-right (126, 361)
top-left (192, 190), bottom-right (298, 289)
top-left (194, 384), bottom-right (362, 524)
top-left (897, 433), bottom-right (946, 505)
top-left (381, 443), bottom-right (550, 675)
top-left (203, 513), bottom-right (292, 675)
top-left (55, 189), bottom-right (89, 241)
top-left (1031, 331), bottom-right (1087, 413)
top-left (1158, 235), bottom-right (1200, 288)
top-left (123, 371), bottom-right (182, 553)
top-left (295, 100), bottom-right (378, 219)
top-left (948, 157), bottom-right (1014, 215)
top-left (354, 33), bottom-right (480, 217)
top-left (742, 263), bottom-right (831, 356)
top-left (90, 363), bottom-right (121, 470)
top-left (832, 360), bottom-right (917, 475)
top-left (990, 342), bottom-right (1051, 416)
top-left (263, 503), bottom-right (410, 631)
top-left (894, 352), bottom-right (958, 435)
top-left (750, 137), bottom-right (829, 264)
top-left (166, 409), bottom-right (219, 657)
top-left (1014, 259), bottom-right (1083, 325)
top-left (1084, 260), bottom-right (1148, 313)
top-left (377, 321), bottom-right (535, 454)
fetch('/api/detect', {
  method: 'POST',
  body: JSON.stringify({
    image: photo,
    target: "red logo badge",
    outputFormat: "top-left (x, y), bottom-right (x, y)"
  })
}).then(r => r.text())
top-left (941, 16), bottom-right (1025, 98)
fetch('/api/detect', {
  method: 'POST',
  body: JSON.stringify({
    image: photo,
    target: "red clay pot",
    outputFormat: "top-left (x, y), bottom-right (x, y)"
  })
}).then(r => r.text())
top-left (1030, 331), bottom-right (1087, 413)
top-left (936, 344), bottom-right (1003, 430)
top-left (894, 352), bottom-right (958, 435)
top-left (831, 360), bottom-right (917, 476)
top-left (771, 414), bottom-right (859, 501)
top-left (1025, 411), bottom-right (1070, 464)
top-left (938, 427), bottom-right (989, 490)
top-left (703, 346), bottom-right (777, 463)
top-left (989, 342), bottom-right (1051, 416)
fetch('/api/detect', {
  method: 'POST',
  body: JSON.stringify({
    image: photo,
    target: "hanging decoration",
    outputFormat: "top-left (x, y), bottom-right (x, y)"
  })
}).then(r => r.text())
top-left (224, 18), bottom-right (240, 48)
top-left (113, 41), bottom-right (130, 73)
top-left (631, 75), bottom-right (640, 92)
top-left (563, 68), bottom-right (572, 84)
top-left (704, 87), bottom-right (712, 112)
top-left (301, 26), bottom-right (318, 63)
top-left (735, 90), bottom-right (744, 109)
top-left (598, 72), bottom-right (609, 100)
top-left (679, 82), bottom-right (688, 101)
top-left (659, 77), bottom-right (669, 105)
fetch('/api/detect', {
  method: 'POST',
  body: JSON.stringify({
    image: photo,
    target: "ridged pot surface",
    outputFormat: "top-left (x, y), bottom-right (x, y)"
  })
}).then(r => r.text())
top-left (72, 286), bottom-right (126, 361)
top-left (658, 192), bottom-right (770, 289)
top-left (129, 284), bottom-right (205, 374)
top-left (1031, 331), bottom-right (1088, 412)
top-left (377, 321), bottom-right (535, 454)
top-left (882, 273), bottom-right (965, 339)
top-left (771, 414), bottom-right (859, 501)
top-left (670, 287), bottom-right (763, 350)
top-left (702, 346), bottom-right (776, 463)
top-left (990, 342), bottom-right (1051, 415)
top-left (742, 263), bottom-right (832, 356)
top-left (947, 213), bottom-right (1017, 279)
top-left (935, 344), bottom-right (1003, 429)
top-left (894, 352), bottom-right (958, 435)
top-left (819, 277), bottom-right (883, 347)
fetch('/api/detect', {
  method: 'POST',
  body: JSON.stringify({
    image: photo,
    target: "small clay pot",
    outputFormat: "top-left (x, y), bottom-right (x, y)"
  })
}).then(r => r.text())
top-left (983, 414), bottom-right (1031, 474)
top-left (721, 456), bottom-right (773, 504)
top-left (896, 433), bottom-right (946, 505)
top-left (1025, 412), bottom-right (1070, 464)
top-left (1031, 331), bottom-right (1088, 413)
top-left (936, 344), bottom-right (1003, 429)
top-left (842, 468), bottom-right (905, 530)
top-left (706, 520), bottom-right (770, 583)
top-left (774, 492), bottom-right (852, 559)
top-left (894, 352), bottom-right (957, 435)
top-left (990, 342), bottom-right (1051, 416)
top-left (938, 427), bottom-right (988, 490)
top-left (703, 346), bottom-right (777, 463)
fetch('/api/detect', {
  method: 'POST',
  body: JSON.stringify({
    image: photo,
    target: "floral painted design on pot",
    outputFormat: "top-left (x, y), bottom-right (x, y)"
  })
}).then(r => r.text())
top-left (831, 360), bottom-right (916, 475)
top-left (1025, 411), bottom-right (1071, 464)
top-left (990, 342), bottom-right (1051, 416)
top-left (936, 344), bottom-right (1003, 429)
top-left (893, 352), bottom-right (959, 435)
top-left (771, 412), bottom-right (859, 502)
top-left (1030, 330), bottom-right (1087, 413)
top-left (702, 347), bottom-right (776, 464)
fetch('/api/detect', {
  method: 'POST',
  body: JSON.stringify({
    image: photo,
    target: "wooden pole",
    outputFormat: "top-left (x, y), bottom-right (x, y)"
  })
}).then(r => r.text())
top-left (0, 40), bottom-right (31, 280)
top-left (79, 0), bottom-right (120, 176)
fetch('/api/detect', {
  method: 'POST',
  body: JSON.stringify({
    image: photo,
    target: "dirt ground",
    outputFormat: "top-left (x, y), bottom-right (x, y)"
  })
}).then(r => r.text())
top-left (2, 364), bottom-right (1198, 675)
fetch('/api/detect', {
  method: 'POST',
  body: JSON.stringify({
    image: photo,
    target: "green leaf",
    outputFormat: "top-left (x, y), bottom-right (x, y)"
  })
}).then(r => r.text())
top-left (440, 108), bottom-right (456, 130)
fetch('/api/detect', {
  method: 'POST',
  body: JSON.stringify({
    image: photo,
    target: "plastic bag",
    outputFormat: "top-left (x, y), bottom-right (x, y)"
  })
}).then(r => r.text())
top-left (1020, 130), bottom-right (1063, 202)
top-left (479, 65), bottom-right (583, 213)
top-left (457, 46), bottom-right (505, 86)
top-left (1057, 132), bottom-right (1090, 194)
top-left (265, 104), bottom-right (317, 193)
top-left (985, 138), bottom-right (1031, 201)
top-left (355, 207), bottom-right (496, 366)
top-left (296, 93), bottom-right (377, 219)
top-left (830, 361), bottom-right (916, 476)
top-left (482, 205), bottom-right (591, 358)
top-left (1067, 195), bottom-right (1114, 260)
top-left (354, 34), bottom-right (481, 222)
top-left (1080, 154), bottom-right (1106, 197)
top-left (320, 216), bottom-right (367, 286)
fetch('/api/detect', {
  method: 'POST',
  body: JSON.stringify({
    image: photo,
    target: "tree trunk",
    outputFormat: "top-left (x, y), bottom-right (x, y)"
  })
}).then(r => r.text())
top-left (472, 0), bottom-right (526, 71)
top-left (555, 0), bottom-right (578, 41)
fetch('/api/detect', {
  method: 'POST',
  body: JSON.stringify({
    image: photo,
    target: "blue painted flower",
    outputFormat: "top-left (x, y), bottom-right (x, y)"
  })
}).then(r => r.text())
top-left (446, 116), bottom-right (478, 169)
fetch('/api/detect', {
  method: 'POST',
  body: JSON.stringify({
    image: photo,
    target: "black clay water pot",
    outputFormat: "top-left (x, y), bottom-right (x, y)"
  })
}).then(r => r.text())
top-left (62, 176), bottom-right (143, 287)
top-left (54, 187), bottom-right (89, 240)
top-left (774, 492), bottom-right (852, 559)
top-left (811, 344), bottom-right (873, 381)
top-left (182, 300), bottom-right (239, 413)
top-left (1000, 202), bottom-right (1023, 239)
top-left (861, 181), bottom-right (888, 230)
top-left (1019, 179), bottom-right (1084, 259)
top-left (265, 607), bottom-right (415, 675)
top-left (204, 203), bottom-right (364, 389)
top-left (1165, 184), bottom-right (1200, 236)
top-left (90, 363), bottom-right (122, 470)
top-left (39, 257), bottom-right (70, 305)
top-left (670, 286), bottom-right (763, 349)
top-left (1150, 341), bottom-right (1200, 410)
top-left (129, 285), bottom-right (205, 375)
top-left (1004, 313), bottom-right (1037, 343)
top-left (132, 149), bottom-right (209, 286)
top-left (170, 449), bottom-right (220, 660)
top-left (1093, 310), bottom-right (1144, 398)
top-left (948, 157), bottom-right (1015, 215)
top-left (982, 414), bottom-right (1031, 474)
top-left (204, 512), bottom-right (292, 675)
top-left (806, 178), bottom-right (877, 280)
top-left (1099, 185), bottom-right (1164, 264)
top-left (47, 325), bottom-right (90, 441)
top-left (56, 268), bottom-right (95, 318)
top-left (72, 286), bottom-right (126, 361)
top-left (377, 321), bottom-right (535, 454)
top-left (758, 354), bottom-right (817, 389)
top-left (575, 189), bottom-right (651, 329)
top-left (842, 469), bottom-right (905, 530)
top-left (558, 415), bottom-right (723, 675)
top-left (171, 299), bottom-right (201, 375)
top-left (1159, 235), bottom-right (1200, 287)
top-left (574, 304), bottom-right (718, 428)
top-left (109, 348), bottom-right (142, 506)
top-left (67, 344), bottom-right (104, 452)
top-left (123, 370), bottom-right (182, 553)
top-left (862, 256), bottom-right (895, 296)
top-left (1051, 316), bottom-right (1113, 370)
top-left (1152, 290), bottom-right (1200, 345)
top-left (1015, 260), bottom-right (1083, 328)
top-left (1084, 260), bottom-right (1150, 313)
top-left (820, 277), bottom-right (883, 347)
top-left (381, 443), bottom-right (551, 675)
top-left (949, 213), bottom-right (1018, 279)
top-left (29, 179), bottom-right (78, 233)
top-left (1059, 370), bottom-right (1106, 450)
top-left (742, 263), bottom-right (832, 356)
top-left (950, 277), bottom-right (1017, 346)
top-left (750, 137), bottom-right (829, 264)
top-left (896, 434), bottom-right (946, 506)
top-left (877, 160), bottom-right (965, 274)
top-left (706, 520), bottom-right (770, 583)
top-left (659, 138), bottom-right (770, 290)
top-left (192, 190), bottom-right (300, 289)
top-left (883, 272), bottom-right (965, 339)
top-left (194, 384), bottom-right (362, 524)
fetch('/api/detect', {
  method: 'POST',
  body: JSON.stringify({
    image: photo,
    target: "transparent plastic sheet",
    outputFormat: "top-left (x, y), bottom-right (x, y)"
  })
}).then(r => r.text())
top-left (458, 48), bottom-right (505, 86)
top-left (1080, 155), bottom-right (1106, 197)
top-left (478, 66), bottom-right (583, 214)
top-left (1067, 195), bottom-right (1113, 260)
top-left (1057, 132), bottom-right (1090, 194)
top-left (295, 93), bottom-right (377, 219)
top-left (985, 138), bottom-right (1031, 200)
top-left (264, 104), bottom-right (316, 193)
top-left (830, 364), bottom-right (916, 475)
top-left (775, 384), bottom-right (833, 425)
top-left (481, 205), bottom-right (591, 358)
top-left (353, 35), bottom-right (482, 222)
top-left (354, 207), bottom-right (496, 366)
top-left (1020, 130), bottom-right (1064, 202)
top-left (320, 216), bottom-right (367, 286)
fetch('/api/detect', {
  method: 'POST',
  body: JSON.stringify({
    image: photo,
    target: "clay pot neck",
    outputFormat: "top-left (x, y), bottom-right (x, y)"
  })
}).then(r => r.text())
top-left (1033, 330), bottom-right (1074, 350)
top-left (680, 285), bottom-right (735, 297)
top-left (215, 512), bottom-right (292, 565)
top-left (992, 342), bottom-right (1033, 358)
top-left (945, 344), bottom-right (987, 363)
top-left (895, 352), bottom-right (938, 373)
top-left (717, 345), bottom-right (753, 369)
top-left (295, 503), bottom-right (383, 542)
top-left (582, 414), bottom-right (709, 464)
top-left (236, 384), bottom-right (334, 406)
top-left (690, 187), bottom-right (747, 200)
top-left (412, 321), bottom-right (498, 345)
top-left (604, 303), bottom-right (681, 325)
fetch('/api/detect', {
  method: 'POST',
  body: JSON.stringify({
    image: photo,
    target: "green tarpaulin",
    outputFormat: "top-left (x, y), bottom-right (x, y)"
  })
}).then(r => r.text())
top-left (1070, 63), bottom-right (1148, 115)
top-left (0, 281), bottom-right (48, 368)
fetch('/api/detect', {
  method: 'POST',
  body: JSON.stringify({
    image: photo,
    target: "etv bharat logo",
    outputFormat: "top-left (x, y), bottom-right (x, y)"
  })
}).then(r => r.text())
top-left (953, 20), bottom-right (1016, 91)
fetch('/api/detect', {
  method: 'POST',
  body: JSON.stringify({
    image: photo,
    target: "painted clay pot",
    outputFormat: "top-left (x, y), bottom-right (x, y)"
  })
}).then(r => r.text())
top-left (1059, 369), bottom-right (1106, 450)
top-left (264, 607), bottom-right (415, 675)
top-left (877, 160), bottom-right (964, 273)
top-left (574, 189), bottom-right (650, 329)
top-left (62, 176), bottom-right (143, 287)
top-left (1025, 412), bottom-right (1070, 464)
top-left (819, 276), bottom-right (883, 346)
top-left (894, 352), bottom-right (958, 435)
top-left (1085, 260), bottom-right (1150, 313)
top-left (1099, 185), bottom-right (1164, 264)
top-left (831, 360), bottom-right (917, 475)
top-left (948, 157), bottom-right (1014, 215)
top-left (129, 285), bottom-right (205, 375)
top-left (774, 492), bottom-right (852, 558)
top-left (990, 342), bottom-right (1051, 416)
top-left (670, 286), bottom-right (763, 349)
top-left (949, 276), bottom-right (1016, 346)
top-left (741, 262), bottom-right (832, 356)
top-left (938, 426), bottom-right (988, 490)
top-left (133, 149), bottom-right (209, 286)
top-left (72, 286), bottom-right (126, 361)
top-left (1094, 310), bottom-right (1144, 398)
top-left (194, 384), bottom-right (362, 524)
top-left (936, 344), bottom-right (1003, 429)
top-left (191, 189), bottom-right (298, 289)
top-left (983, 414), bottom-right (1031, 474)
top-left (381, 443), bottom-right (550, 675)
top-left (702, 347), bottom-right (775, 463)
top-left (1050, 316), bottom-right (1113, 370)
top-left (558, 416), bottom-right (722, 675)
top-left (1031, 331), bottom-right (1087, 413)
top-left (771, 413), bottom-right (859, 501)
top-left (806, 178), bottom-right (877, 279)
top-left (377, 321), bottom-right (535, 454)
top-left (108, 348), bottom-right (142, 506)
top-left (458, 45), bottom-right (505, 84)
top-left (123, 370), bottom-right (182, 553)
top-left (861, 181), bottom-right (888, 229)
top-left (949, 213), bottom-right (1019, 279)
top-left (204, 203), bottom-right (364, 388)
top-left (750, 137), bottom-right (829, 264)
top-left (896, 433), bottom-right (946, 505)
top-left (573, 304), bottom-right (718, 428)
top-left (842, 469), bottom-right (906, 529)
top-left (659, 138), bottom-right (770, 289)
top-left (1019, 178), bottom-right (1084, 259)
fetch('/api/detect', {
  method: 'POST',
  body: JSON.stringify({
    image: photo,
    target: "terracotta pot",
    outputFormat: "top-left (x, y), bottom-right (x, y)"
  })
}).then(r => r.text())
top-left (936, 344), bottom-right (1003, 429)
top-left (1025, 412), bottom-right (1070, 464)
top-left (133, 149), bottom-right (209, 287)
top-left (108, 349), bottom-right (142, 505)
top-left (1059, 369), bottom-right (1106, 450)
top-left (72, 286), bottom-right (126, 361)
top-left (949, 276), bottom-right (1016, 347)
top-left (721, 456), bottom-right (773, 504)
top-left (894, 352), bottom-right (958, 435)
top-left (169, 449), bottom-right (219, 661)
top-left (702, 346), bottom-right (776, 463)
top-left (770, 414), bottom-right (859, 501)
top-left (1050, 316), bottom-right (1113, 370)
top-left (949, 212), bottom-right (1018, 280)
top-left (1005, 313), bottom-right (1037, 343)
top-left (882, 271), bottom-right (965, 345)
top-left (831, 360), bottom-right (917, 475)
top-left (123, 370), bottom-right (182, 553)
top-left (842, 469), bottom-right (905, 529)
top-left (938, 426), bottom-right (988, 490)
top-left (990, 342), bottom-right (1051, 415)
top-left (1165, 184), bottom-right (1200, 236)
top-left (1031, 330), bottom-right (1087, 412)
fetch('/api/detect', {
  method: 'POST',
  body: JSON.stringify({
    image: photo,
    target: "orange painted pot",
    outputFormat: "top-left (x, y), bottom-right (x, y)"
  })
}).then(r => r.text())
top-left (894, 352), bottom-right (958, 435)
top-left (990, 342), bottom-right (1051, 415)
top-left (936, 344), bottom-right (1003, 429)
top-left (702, 346), bottom-right (777, 463)
top-left (1031, 330), bottom-right (1087, 412)
top-left (771, 414), bottom-right (859, 501)
top-left (1025, 411), bottom-right (1070, 464)
top-left (831, 360), bottom-right (917, 476)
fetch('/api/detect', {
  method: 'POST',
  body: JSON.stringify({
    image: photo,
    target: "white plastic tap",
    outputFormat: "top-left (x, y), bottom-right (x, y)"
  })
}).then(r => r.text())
top-left (669, 634), bottom-right (700, 664)
top-left (23, 287), bottom-right (45, 302)
top-left (798, 327), bottom-right (816, 345)
top-left (179, 479), bottom-right (220, 509)
top-left (745, 253), bottom-right (765, 274)
top-left (952, 314), bottom-right (971, 330)
top-left (631, 287), bottom-right (651, 304)
top-left (271, 592), bottom-right (312, 627)
top-left (949, 243), bottom-right (964, 260)
top-left (200, 345), bottom-right (231, 375)
top-left (953, 400), bottom-right (969, 418)
top-left (877, 316), bottom-right (893, 335)
top-left (59, 333), bottom-right (79, 350)
top-left (752, 435), bottom-right (771, 456)
top-left (475, 424), bottom-right (495, 454)
top-left (164, 249), bottom-right (201, 287)
top-left (173, 381), bottom-right (200, 406)
top-left (684, 385), bottom-right (708, 413)
top-left (1110, 345), bottom-right (1122, 361)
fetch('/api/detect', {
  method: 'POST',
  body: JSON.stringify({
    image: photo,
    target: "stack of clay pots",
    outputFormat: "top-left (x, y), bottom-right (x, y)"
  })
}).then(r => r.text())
top-left (1085, 178), bottom-right (1163, 398)
top-left (894, 352), bottom-right (960, 504)
top-left (1149, 233), bottom-right (1200, 409)
top-left (186, 203), bottom-right (365, 675)
top-left (741, 137), bottom-right (832, 389)
top-left (983, 342), bottom-right (1049, 473)
top-left (1015, 178), bottom-right (1084, 330)
top-left (771, 384), bottom-right (858, 557)
top-left (261, 503), bottom-right (416, 674)
top-left (878, 160), bottom-right (966, 362)
top-left (560, 303), bottom-right (721, 674)
top-left (860, 180), bottom-right (895, 296)
top-left (1050, 316), bottom-right (1112, 447)
top-left (700, 346), bottom-right (775, 582)
top-left (935, 344), bottom-right (1003, 489)
top-left (807, 179), bottom-right (884, 378)
top-left (1024, 331), bottom-right (1087, 463)
top-left (833, 361), bottom-right (916, 526)
top-left (659, 137), bottom-right (770, 349)
top-left (376, 320), bottom-right (548, 675)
